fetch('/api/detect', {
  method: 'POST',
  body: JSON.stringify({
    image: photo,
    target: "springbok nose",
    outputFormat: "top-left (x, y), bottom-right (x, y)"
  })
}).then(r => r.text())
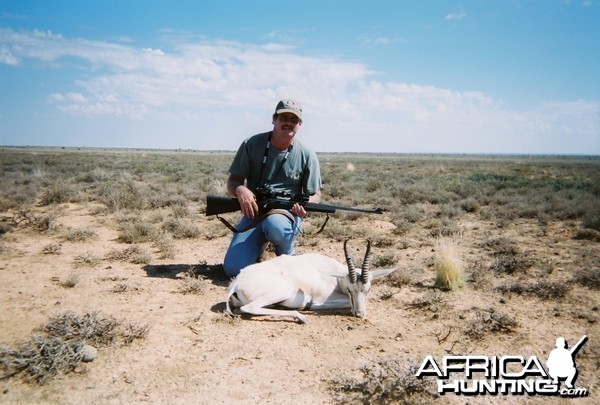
top-left (353, 308), bottom-right (367, 318)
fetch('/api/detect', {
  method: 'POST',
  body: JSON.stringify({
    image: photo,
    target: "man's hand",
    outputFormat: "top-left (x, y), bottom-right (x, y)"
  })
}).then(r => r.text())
top-left (235, 185), bottom-right (259, 218)
top-left (291, 203), bottom-right (307, 218)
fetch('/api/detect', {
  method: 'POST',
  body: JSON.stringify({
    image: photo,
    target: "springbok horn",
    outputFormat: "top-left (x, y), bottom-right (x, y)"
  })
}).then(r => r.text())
top-left (360, 239), bottom-right (372, 284)
top-left (344, 238), bottom-right (357, 284)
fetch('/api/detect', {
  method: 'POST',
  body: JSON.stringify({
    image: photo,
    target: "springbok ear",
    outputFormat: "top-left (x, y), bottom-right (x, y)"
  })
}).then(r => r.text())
top-left (370, 268), bottom-right (397, 280)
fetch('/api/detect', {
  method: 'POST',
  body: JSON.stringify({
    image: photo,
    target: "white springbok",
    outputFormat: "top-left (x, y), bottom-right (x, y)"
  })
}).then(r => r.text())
top-left (225, 239), bottom-right (396, 323)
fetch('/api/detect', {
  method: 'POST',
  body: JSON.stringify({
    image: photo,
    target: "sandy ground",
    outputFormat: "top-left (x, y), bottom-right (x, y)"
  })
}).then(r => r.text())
top-left (0, 201), bottom-right (598, 404)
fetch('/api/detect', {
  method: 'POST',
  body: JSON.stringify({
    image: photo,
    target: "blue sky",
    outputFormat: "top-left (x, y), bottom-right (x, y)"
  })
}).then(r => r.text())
top-left (1, 0), bottom-right (598, 154)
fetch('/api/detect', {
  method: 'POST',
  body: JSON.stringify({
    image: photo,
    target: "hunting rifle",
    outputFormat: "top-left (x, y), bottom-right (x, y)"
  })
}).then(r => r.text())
top-left (206, 184), bottom-right (383, 233)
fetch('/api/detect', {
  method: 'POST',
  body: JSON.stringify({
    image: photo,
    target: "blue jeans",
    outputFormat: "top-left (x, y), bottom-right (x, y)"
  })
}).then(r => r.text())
top-left (223, 213), bottom-right (303, 278)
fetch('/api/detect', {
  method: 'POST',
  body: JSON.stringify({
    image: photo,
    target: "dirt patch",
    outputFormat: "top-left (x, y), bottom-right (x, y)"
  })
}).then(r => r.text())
top-left (1, 201), bottom-right (598, 403)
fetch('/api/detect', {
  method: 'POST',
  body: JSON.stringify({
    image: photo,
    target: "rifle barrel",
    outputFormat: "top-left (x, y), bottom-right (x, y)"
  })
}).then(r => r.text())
top-left (266, 198), bottom-right (383, 215)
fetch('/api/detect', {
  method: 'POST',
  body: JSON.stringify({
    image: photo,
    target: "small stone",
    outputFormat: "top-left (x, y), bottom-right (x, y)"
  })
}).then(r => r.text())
top-left (81, 345), bottom-right (97, 362)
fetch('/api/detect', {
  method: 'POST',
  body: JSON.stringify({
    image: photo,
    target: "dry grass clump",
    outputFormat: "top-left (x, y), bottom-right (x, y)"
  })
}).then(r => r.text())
top-left (433, 236), bottom-right (465, 291)
top-left (0, 311), bottom-right (149, 384)
top-left (329, 357), bottom-right (437, 404)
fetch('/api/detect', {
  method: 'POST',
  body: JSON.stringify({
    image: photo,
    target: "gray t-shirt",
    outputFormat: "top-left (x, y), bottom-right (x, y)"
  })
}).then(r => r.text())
top-left (229, 131), bottom-right (322, 196)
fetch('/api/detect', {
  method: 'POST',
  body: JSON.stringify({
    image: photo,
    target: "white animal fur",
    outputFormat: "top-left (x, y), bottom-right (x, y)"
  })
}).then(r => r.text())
top-left (226, 245), bottom-right (396, 323)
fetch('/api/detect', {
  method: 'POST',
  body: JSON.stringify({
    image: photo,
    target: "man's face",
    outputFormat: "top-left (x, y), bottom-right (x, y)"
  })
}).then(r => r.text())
top-left (273, 113), bottom-right (302, 138)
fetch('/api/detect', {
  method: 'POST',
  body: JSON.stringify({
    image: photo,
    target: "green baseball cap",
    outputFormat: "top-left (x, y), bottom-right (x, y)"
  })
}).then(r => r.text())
top-left (275, 99), bottom-right (303, 121)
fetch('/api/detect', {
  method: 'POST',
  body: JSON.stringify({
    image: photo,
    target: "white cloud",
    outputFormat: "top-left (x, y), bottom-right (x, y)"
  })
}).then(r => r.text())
top-left (1, 28), bottom-right (598, 153)
top-left (444, 12), bottom-right (467, 21)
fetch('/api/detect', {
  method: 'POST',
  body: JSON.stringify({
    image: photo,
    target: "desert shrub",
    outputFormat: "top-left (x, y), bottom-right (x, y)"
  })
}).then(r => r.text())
top-left (100, 178), bottom-right (146, 211)
top-left (491, 254), bottom-right (525, 274)
top-left (14, 209), bottom-right (60, 232)
top-left (483, 237), bottom-right (518, 255)
top-left (581, 206), bottom-right (600, 231)
top-left (428, 223), bottom-right (461, 238)
top-left (147, 194), bottom-right (187, 209)
top-left (460, 197), bottom-right (480, 213)
top-left (329, 357), bottom-right (437, 404)
top-left (0, 196), bottom-right (15, 211)
top-left (467, 261), bottom-right (493, 291)
top-left (373, 252), bottom-right (397, 268)
top-left (76, 167), bottom-right (111, 183)
top-left (65, 228), bottom-right (97, 242)
top-left (390, 217), bottom-right (411, 236)
top-left (41, 243), bottom-right (62, 255)
top-left (433, 237), bottom-right (465, 291)
top-left (110, 283), bottom-right (137, 293)
top-left (171, 204), bottom-right (190, 218)
top-left (121, 323), bottom-right (150, 344)
top-left (437, 203), bottom-right (462, 219)
top-left (39, 181), bottom-right (77, 205)
top-left (118, 221), bottom-right (157, 243)
top-left (0, 311), bottom-right (149, 383)
top-left (482, 237), bottom-right (533, 274)
top-left (106, 245), bottom-right (151, 264)
top-left (320, 220), bottom-right (351, 241)
top-left (496, 280), bottom-right (571, 300)
top-left (60, 274), bottom-right (80, 288)
top-left (162, 218), bottom-right (200, 239)
top-left (406, 290), bottom-right (447, 315)
top-left (385, 266), bottom-right (419, 288)
top-left (464, 308), bottom-right (519, 341)
top-left (573, 268), bottom-right (600, 290)
top-left (43, 311), bottom-right (119, 346)
top-left (177, 273), bottom-right (207, 295)
top-left (402, 204), bottom-right (423, 223)
top-left (153, 234), bottom-right (176, 259)
top-left (573, 228), bottom-right (600, 242)
top-left (0, 336), bottom-right (85, 383)
top-left (73, 252), bottom-right (101, 267)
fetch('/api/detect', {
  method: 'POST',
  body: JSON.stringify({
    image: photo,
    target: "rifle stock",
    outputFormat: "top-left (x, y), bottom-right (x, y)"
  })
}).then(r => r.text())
top-left (205, 195), bottom-right (241, 216)
top-left (205, 195), bottom-right (383, 217)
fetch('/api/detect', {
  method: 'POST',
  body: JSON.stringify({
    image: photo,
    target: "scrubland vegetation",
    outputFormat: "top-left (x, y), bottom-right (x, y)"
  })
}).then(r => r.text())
top-left (0, 147), bottom-right (598, 402)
